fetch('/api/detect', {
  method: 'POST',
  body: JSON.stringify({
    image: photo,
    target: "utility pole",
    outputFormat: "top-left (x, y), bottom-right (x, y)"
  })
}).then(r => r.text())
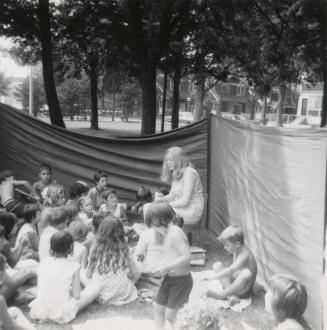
top-left (29, 66), bottom-right (33, 116)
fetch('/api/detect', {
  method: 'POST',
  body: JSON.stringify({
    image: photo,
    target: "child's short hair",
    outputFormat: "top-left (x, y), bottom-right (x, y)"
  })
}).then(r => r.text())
top-left (136, 186), bottom-right (152, 202)
top-left (69, 181), bottom-right (89, 199)
top-left (0, 213), bottom-right (16, 239)
top-left (68, 220), bottom-right (88, 241)
top-left (218, 225), bottom-right (244, 245)
top-left (64, 204), bottom-right (79, 225)
top-left (144, 202), bottom-right (176, 228)
top-left (0, 170), bottom-right (14, 184)
top-left (103, 188), bottom-right (116, 200)
top-left (23, 209), bottom-right (38, 224)
top-left (50, 231), bottom-right (73, 258)
top-left (156, 186), bottom-right (169, 196)
top-left (38, 163), bottom-right (52, 174)
top-left (47, 207), bottom-right (68, 227)
top-left (93, 170), bottom-right (107, 184)
top-left (0, 225), bottom-right (5, 237)
top-left (269, 274), bottom-right (307, 324)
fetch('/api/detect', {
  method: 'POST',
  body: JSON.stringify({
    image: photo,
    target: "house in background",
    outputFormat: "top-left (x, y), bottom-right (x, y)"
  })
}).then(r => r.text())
top-left (296, 82), bottom-right (323, 125)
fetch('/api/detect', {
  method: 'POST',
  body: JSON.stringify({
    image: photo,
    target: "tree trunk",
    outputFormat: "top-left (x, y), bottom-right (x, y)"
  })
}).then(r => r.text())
top-left (262, 95), bottom-right (267, 125)
top-left (277, 83), bottom-right (286, 127)
top-left (193, 73), bottom-right (205, 121)
top-left (171, 68), bottom-right (181, 129)
top-left (161, 71), bottom-right (168, 132)
top-left (112, 92), bottom-right (116, 121)
top-left (250, 98), bottom-right (255, 120)
top-left (38, 0), bottom-right (65, 128)
top-left (89, 61), bottom-right (99, 129)
top-left (140, 64), bottom-right (157, 136)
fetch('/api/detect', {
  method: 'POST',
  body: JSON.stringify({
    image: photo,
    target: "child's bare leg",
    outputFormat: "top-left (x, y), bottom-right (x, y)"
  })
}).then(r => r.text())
top-left (209, 269), bottom-right (253, 300)
top-left (78, 282), bottom-right (101, 312)
top-left (165, 307), bottom-right (178, 328)
top-left (8, 306), bottom-right (35, 330)
top-left (0, 269), bottom-right (36, 300)
top-left (212, 261), bottom-right (232, 288)
top-left (153, 302), bottom-right (166, 330)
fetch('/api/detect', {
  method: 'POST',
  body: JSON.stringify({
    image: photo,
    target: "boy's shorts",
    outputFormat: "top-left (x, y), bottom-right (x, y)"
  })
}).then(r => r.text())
top-left (3, 198), bottom-right (25, 218)
top-left (155, 273), bottom-right (193, 309)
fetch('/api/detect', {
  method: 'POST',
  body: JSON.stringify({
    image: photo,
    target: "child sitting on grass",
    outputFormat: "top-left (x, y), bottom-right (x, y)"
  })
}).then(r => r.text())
top-left (265, 274), bottom-right (308, 330)
top-left (87, 170), bottom-right (108, 211)
top-left (0, 170), bottom-right (41, 219)
top-left (78, 197), bottom-right (95, 231)
top-left (131, 186), bottom-right (153, 215)
top-left (15, 209), bottom-right (39, 261)
top-left (144, 202), bottom-right (193, 330)
top-left (39, 207), bottom-right (67, 260)
top-left (98, 188), bottom-right (127, 222)
top-left (32, 164), bottom-right (56, 202)
top-left (68, 221), bottom-right (88, 269)
top-left (66, 181), bottom-right (89, 208)
top-left (30, 231), bottom-right (99, 324)
top-left (38, 184), bottom-right (66, 235)
top-left (86, 216), bottom-right (138, 305)
top-left (203, 225), bottom-right (257, 302)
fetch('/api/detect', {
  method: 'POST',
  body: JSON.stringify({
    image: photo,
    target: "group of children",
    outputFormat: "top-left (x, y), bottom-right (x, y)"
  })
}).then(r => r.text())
top-left (0, 164), bottom-right (310, 330)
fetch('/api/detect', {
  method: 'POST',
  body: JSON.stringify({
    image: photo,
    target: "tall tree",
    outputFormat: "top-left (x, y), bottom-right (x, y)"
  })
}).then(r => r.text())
top-left (117, 0), bottom-right (195, 135)
top-left (0, 72), bottom-right (10, 97)
top-left (0, 0), bottom-right (65, 127)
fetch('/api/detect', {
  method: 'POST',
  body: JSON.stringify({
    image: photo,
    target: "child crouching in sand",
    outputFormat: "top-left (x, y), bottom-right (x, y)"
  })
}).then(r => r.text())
top-left (144, 202), bottom-right (192, 330)
top-left (203, 225), bottom-right (257, 302)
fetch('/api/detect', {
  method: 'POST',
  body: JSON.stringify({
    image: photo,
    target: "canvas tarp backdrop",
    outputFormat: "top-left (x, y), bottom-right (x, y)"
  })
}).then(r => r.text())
top-left (0, 104), bottom-right (208, 204)
top-left (0, 105), bottom-right (327, 329)
top-left (209, 115), bottom-right (327, 330)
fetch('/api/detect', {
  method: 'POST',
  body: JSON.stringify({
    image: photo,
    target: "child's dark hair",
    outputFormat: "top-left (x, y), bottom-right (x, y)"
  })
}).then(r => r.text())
top-left (156, 186), bottom-right (169, 196)
top-left (0, 170), bottom-right (14, 184)
top-left (69, 181), bottom-right (89, 199)
top-left (0, 213), bottom-right (16, 239)
top-left (64, 204), bottom-right (79, 226)
top-left (103, 188), bottom-right (116, 200)
top-left (68, 220), bottom-right (88, 241)
top-left (269, 274), bottom-right (307, 325)
top-left (47, 207), bottom-right (68, 227)
top-left (38, 163), bottom-right (52, 174)
top-left (93, 170), bottom-right (107, 184)
top-left (92, 213), bottom-right (105, 233)
top-left (144, 202), bottom-right (176, 229)
top-left (0, 225), bottom-right (5, 238)
top-left (50, 231), bottom-right (74, 258)
top-left (136, 186), bottom-right (152, 203)
top-left (23, 209), bottom-right (38, 224)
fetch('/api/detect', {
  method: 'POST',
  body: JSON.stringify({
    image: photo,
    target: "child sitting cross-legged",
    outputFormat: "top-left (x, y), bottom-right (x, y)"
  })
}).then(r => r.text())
top-left (265, 274), bottom-right (309, 330)
top-left (98, 189), bottom-right (127, 222)
top-left (30, 231), bottom-right (100, 324)
top-left (203, 225), bottom-right (257, 302)
top-left (39, 207), bottom-right (67, 260)
top-left (87, 170), bottom-right (108, 212)
top-left (86, 216), bottom-right (138, 305)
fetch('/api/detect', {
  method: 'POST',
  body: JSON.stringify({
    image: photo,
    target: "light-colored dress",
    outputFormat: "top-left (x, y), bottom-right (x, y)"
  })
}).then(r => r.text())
top-left (15, 223), bottom-right (38, 260)
top-left (98, 203), bottom-right (124, 217)
top-left (29, 257), bottom-right (80, 324)
top-left (39, 226), bottom-right (58, 260)
top-left (170, 166), bottom-right (204, 225)
top-left (91, 259), bottom-right (137, 305)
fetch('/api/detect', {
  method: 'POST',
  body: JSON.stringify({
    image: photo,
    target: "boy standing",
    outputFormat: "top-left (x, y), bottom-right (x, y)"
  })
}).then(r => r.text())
top-left (0, 170), bottom-right (40, 218)
top-left (33, 164), bottom-right (55, 201)
top-left (203, 225), bottom-right (257, 301)
top-left (144, 202), bottom-right (193, 330)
